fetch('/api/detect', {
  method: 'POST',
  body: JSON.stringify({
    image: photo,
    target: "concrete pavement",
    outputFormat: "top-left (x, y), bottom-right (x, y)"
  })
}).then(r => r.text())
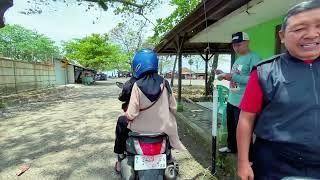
top-left (0, 79), bottom-right (216, 180)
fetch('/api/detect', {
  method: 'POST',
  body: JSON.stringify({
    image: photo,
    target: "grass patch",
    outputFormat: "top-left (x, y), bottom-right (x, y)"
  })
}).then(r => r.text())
top-left (172, 85), bottom-right (209, 102)
top-left (216, 130), bottom-right (237, 179)
top-left (0, 100), bottom-right (7, 108)
top-left (174, 85), bottom-right (238, 179)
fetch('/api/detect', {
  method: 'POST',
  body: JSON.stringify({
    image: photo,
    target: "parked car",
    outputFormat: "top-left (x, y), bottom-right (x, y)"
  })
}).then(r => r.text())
top-left (95, 73), bottom-right (107, 81)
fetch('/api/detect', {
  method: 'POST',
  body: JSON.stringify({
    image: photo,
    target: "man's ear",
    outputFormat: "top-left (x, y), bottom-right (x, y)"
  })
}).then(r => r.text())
top-left (279, 30), bottom-right (285, 43)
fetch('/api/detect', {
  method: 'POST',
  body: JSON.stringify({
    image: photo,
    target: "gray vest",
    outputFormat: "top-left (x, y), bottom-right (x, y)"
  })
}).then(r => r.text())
top-left (255, 53), bottom-right (320, 158)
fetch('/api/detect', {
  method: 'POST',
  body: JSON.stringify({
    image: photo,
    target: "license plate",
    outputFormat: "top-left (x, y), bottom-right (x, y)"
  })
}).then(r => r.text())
top-left (134, 154), bottom-right (167, 171)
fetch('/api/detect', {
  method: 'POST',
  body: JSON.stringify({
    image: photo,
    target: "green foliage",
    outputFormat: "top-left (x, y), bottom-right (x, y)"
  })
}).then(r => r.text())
top-left (63, 33), bottom-right (129, 71)
top-left (112, 0), bottom-right (158, 15)
top-left (188, 59), bottom-right (194, 66)
top-left (142, 35), bottom-right (161, 49)
top-left (159, 56), bottom-right (174, 74)
top-left (0, 25), bottom-right (59, 62)
top-left (23, 0), bottom-right (163, 17)
top-left (153, 0), bottom-right (201, 37)
top-left (109, 51), bottom-right (131, 71)
top-left (216, 127), bottom-right (238, 179)
top-left (0, 100), bottom-right (7, 109)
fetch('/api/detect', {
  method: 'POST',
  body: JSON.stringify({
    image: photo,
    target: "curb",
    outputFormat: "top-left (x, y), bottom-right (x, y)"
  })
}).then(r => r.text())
top-left (176, 111), bottom-right (212, 152)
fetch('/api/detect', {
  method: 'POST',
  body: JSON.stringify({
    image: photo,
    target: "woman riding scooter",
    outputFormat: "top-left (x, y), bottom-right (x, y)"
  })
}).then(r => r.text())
top-left (114, 48), bottom-right (185, 173)
top-left (114, 76), bottom-right (137, 173)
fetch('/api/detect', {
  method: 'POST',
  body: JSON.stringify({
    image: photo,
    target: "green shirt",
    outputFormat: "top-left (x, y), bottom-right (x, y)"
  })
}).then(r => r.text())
top-left (227, 52), bottom-right (261, 107)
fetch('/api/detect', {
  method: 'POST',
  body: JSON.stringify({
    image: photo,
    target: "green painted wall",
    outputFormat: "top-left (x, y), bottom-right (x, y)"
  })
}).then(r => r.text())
top-left (243, 16), bottom-right (284, 59)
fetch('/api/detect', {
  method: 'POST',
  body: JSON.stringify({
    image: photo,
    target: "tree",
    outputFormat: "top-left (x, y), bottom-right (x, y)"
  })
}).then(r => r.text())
top-left (0, 25), bottom-right (59, 62)
top-left (153, 0), bottom-right (201, 37)
top-left (63, 33), bottom-right (128, 71)
top-left (208, 53), bottom-right (219, 94)
top-left (109, 20), bottom-right (147, 64)
top-left (158, 55), bottom-right (173, 75)
top-left (108, 51), bottom-right (131, 72)
top-left (109, 18), bottom-right (164, 68)
top-left (152, 0), bottom-right (201, 86)
top-left (22, 0), bottom-right (162, 24)
top-left (142, 35), bottom-right (161, 50)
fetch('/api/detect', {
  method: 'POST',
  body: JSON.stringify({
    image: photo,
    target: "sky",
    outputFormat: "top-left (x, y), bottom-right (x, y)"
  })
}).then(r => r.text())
top-left (4, 0), bottom-right (175, 45)
top-left (4, 0), bottom-right (231, 73)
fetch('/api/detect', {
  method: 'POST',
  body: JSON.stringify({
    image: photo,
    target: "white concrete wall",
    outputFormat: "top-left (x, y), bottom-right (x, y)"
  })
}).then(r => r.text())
top-left (54, 60), bottom-right (67, 86)
top-left (67, 65), bottom-right (75, 84)
top-left (0, 57), bottom-right (55, 96)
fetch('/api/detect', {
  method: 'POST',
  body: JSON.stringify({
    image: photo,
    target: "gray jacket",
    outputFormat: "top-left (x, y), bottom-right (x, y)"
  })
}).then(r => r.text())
top-left (255, 53), bottom-right (320, 161)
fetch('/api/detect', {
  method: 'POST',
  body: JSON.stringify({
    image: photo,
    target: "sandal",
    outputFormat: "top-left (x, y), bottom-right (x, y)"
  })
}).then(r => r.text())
top-left (16, 164), bottom-right (30, 176)
top-left (114, 161), bottom-right (121, 174)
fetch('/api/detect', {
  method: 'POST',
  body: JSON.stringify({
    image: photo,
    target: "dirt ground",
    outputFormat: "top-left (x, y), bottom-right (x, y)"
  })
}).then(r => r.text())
top-left (0, 79), bottom-right (216, 180)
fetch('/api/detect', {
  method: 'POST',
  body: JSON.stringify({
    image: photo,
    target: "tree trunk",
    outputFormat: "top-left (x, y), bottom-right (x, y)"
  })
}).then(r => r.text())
top-left (208, 54), bottom-right (219, 94)
top-left (160, 56), bottom-right (169, 76)
top-left (212, 54), bottom-right (219, 78)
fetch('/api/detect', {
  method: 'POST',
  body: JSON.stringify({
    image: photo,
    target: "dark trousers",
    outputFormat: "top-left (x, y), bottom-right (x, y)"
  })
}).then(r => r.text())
top-left (113, 116), bottom-right (130, 154)
top-left (226, 103), bottom-right (253, 160)
top-left (253, 138), bottom-right (320, 180)
top-left (226, 103), bottom-right (240, 152)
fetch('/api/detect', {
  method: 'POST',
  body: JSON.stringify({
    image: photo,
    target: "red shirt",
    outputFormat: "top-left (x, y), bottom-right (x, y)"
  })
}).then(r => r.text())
top-left (239, 60), bottom-right (314, 113)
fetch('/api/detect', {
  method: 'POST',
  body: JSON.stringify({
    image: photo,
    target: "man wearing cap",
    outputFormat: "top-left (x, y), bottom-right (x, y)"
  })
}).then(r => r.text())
top-left (217, 32), bottom-right (261, 154)
top-left (237, 0), bottom-right (320, 179)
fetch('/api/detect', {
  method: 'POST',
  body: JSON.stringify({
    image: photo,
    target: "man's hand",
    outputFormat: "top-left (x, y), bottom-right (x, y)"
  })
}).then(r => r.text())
top-left (238, 161), bottom-right (254, 180)
top-left (216, 73), bottom-right (225, 81)
top-left (224, 73), bottom-right (232, 81)
top-left (215, 69), bottom-right (224, 75)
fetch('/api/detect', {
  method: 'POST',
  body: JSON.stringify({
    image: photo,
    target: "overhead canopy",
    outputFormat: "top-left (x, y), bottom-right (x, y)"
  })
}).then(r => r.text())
top-left (154, 0), bottom-right (252, 55)
top-left (191, 0), bottom-right (305, 43)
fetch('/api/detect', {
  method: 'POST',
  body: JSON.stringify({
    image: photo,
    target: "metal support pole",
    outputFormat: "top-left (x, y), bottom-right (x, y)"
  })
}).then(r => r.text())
top-left (205, 52), bottom-right (209, 95)
top-left (211, 86), bottom-right (218, 175)
top-left (178, 50), bottom-right (182, 103)
top-left (200, 51), bottom-right (214, 96)
top-left (174, 35), bottom-right (185, 109)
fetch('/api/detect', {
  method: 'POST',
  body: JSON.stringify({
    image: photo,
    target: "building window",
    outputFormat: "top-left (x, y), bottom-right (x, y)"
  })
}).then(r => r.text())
top-left (275, 25), bottom-right (287, 54)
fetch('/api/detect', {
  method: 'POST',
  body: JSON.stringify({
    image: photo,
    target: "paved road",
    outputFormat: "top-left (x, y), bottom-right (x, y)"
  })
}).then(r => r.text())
top-left (0, 79), bottom-right (215, 180)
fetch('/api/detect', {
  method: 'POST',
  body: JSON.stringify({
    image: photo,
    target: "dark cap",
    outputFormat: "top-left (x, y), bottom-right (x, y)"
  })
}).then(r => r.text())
top-left (232, 32), bottom-right (250, 43)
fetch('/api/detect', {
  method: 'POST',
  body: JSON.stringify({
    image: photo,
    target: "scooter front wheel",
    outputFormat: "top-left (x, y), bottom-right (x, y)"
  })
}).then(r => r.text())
top-left (137, 169), bottom-right (164, 180)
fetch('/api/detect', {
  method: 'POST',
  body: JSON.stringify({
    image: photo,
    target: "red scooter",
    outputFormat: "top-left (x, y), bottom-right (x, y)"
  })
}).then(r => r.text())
top-left (120, 132), bottom-right (178, 180)
top-left (116, 82), bottom-right (178, 180)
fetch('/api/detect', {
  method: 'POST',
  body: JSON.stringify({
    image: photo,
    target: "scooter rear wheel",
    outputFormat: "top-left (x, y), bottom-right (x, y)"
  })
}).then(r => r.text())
top-left (120, 157), bottom-right (135, 180)
top-left (165, 164), bottom-right (178, 180)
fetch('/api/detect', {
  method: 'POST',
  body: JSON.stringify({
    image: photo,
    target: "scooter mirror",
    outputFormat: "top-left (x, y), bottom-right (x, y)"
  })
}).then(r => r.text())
top-left (116, 82), bottom-right (124, 89)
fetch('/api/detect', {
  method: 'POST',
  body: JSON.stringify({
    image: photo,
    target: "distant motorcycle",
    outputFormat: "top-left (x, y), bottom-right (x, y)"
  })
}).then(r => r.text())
top-left (116, 82), bottom-right (178, 180)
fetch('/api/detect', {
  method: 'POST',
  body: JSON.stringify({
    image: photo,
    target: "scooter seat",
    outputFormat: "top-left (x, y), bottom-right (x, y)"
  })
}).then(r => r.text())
top-left (128, 132), bottom-right (167, 138)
